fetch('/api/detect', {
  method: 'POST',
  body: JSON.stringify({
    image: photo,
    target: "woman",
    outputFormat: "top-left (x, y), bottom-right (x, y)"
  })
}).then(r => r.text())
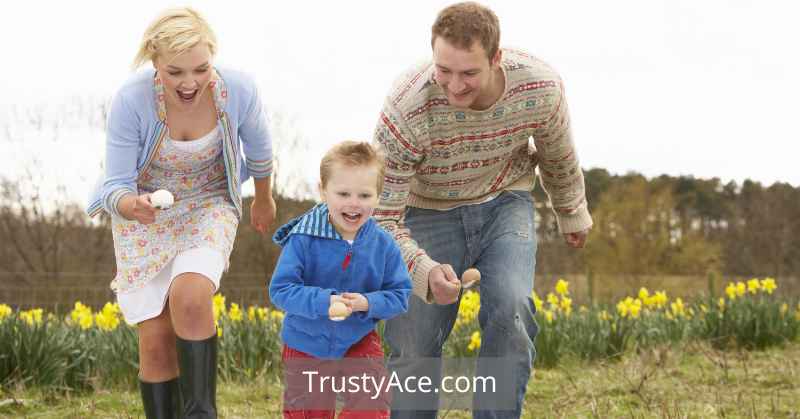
top-left (86, 7), bottom-right (276, 418)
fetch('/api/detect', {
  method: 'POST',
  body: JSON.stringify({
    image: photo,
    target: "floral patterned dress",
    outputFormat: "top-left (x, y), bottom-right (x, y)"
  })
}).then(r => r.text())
top-left (111, 126), bottom-right (239, 321)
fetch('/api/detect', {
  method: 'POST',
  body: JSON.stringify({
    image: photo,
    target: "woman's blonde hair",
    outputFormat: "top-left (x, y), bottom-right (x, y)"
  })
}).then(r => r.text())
top-left (132, 7), bottom-right (217, 69)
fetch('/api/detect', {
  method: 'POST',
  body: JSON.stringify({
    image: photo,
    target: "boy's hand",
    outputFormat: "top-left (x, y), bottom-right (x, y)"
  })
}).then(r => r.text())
top-left (341, 293), bottom-right (369, 312)
top-left (329, 294), bottom-right (352, 319)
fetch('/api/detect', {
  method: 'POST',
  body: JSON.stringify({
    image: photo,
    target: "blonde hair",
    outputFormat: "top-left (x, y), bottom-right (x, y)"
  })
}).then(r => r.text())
top-left (132, 7), bottom-right (217, 69)
top-left (431, 2), bottom-right (500, 60)
top-left (320, 141), bottom-right (386, 193)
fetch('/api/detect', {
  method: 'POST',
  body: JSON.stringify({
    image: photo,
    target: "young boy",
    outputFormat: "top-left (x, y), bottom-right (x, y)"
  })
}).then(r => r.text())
top-left (269, 141), bottom-right (412, 418)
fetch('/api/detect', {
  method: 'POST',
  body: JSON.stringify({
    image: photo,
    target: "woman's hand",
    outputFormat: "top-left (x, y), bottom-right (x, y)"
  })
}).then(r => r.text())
top-left (250, 195), bottom-right (276, 235)
top-left (119, 193), bottom-right (158, 224)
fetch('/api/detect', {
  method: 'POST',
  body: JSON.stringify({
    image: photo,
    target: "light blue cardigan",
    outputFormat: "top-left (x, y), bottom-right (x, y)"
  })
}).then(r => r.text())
top-left (86, 67), bottom-right (273, 219)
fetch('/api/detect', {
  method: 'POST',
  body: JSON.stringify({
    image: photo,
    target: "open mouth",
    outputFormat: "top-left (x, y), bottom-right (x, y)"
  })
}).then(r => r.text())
top-left (176, 89), bottom-right (198, 102)
top-left (342, 212), bottom-right (362, 224)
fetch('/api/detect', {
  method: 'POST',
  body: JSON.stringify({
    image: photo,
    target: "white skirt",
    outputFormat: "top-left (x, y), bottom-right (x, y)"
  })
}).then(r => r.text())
top-left (118, 247), bottom-right (225, 324)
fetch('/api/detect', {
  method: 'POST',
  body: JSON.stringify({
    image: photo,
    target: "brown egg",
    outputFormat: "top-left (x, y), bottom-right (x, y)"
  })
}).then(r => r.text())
top-left (461, 268), bottom-right (481, 289)
top-left (328, 301), bottom-right (350, 321)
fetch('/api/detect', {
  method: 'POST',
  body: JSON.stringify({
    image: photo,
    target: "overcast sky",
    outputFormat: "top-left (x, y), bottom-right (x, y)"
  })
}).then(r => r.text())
top-left (1, 0), bottom-right (798, 205)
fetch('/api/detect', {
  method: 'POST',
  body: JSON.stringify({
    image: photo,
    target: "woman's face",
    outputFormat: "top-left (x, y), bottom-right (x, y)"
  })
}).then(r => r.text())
top-left (154, 44), bottom-right (214, 111)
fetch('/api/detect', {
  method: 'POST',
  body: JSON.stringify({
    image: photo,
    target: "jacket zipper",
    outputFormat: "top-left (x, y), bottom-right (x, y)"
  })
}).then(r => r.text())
top-left (342, 246), bottom-right (352, 270)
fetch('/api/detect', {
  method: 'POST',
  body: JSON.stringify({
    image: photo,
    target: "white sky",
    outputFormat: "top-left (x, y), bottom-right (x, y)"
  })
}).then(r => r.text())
top-left (1, 0), bottom-right (798, 205)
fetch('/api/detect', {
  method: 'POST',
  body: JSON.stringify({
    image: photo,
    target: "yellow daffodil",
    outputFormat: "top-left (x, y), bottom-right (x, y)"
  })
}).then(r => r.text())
top-left (95, 302), bottom-right (120, 331)
top-left (546, 292), bottom-right (559, 308)
top-left (467, 331), bottom-right (482, 352)
top-left (20, 308), bottom-right (43, 326)
top-left (746, 278), bottom-right (760, 294)
top-left (725, 283), bottom-right (737, 300)
top-left (456, 290), bottom-right (480, 329)
top-left (270, 310), bottom-right (284, 322)
top-left (735, 282), bottom-right (746, 297)
top-left (760, 278), bottom-right (777, 294)
top-left (229, 303), bottom-right (243, 322)
top-left (649, 291), bottom-right (668, 309)
top-left (212, 294), bottom-right (226, 322)
top-left (559, 297), bottom-right (573, 316)
top-left (555, 279), bottom-right (570, 296)
top-left (638, 287), bottom-right (650, 301)
top-left (0, 304), bottom-right (11, 321)
top-left (544, 310), bottom-right (554, 323)
top-left (670, 298), bottom-right (686, 319)
top-left (598, 310), bottom-right (610, 321)
top-left (532, 293), bottom-right (543, 312)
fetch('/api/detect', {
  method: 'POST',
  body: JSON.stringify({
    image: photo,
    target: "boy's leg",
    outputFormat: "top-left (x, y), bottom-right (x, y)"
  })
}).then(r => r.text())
top-left (384, 207), bottom-right (466, 419)
top-left (339, 330), bottom-right (390, 419)
top-left (282, 345), bottom-right (335, 419)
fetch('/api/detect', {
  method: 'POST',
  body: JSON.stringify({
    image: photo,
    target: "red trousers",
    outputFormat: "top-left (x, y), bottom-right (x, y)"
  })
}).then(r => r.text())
top-left (282, 330), bottom-right (390, 419)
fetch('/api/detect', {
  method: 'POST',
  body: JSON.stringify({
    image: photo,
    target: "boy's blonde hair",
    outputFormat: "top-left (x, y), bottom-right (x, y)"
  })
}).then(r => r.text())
top-left (132, 7), bottom-right (217, 69)
top-left (431, 2), bottom-right (500, 60)
top-left (320, 141), bottom-right (386, 193)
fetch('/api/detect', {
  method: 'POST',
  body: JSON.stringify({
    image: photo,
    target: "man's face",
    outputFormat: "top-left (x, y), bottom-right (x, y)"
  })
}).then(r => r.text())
top-left (432, 37), bottom-right (500, 110)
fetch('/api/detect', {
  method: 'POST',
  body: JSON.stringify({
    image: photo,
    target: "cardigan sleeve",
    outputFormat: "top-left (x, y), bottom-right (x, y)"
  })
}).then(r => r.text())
top-left (238, 75), bottom-right (273, 179)
top-left (101, 91), bottom-right (141, 217)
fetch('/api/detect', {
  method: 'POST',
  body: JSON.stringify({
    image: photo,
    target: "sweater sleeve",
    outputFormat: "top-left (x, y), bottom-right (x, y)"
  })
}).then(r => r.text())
top-left (268, 235), bottom-right (335, 319)
top-left (532, 78), bottom-right (593, 234)
top-left (363, 239), bottom-right (412, 319)
top-left (372, 99), bottom-right (439, 303)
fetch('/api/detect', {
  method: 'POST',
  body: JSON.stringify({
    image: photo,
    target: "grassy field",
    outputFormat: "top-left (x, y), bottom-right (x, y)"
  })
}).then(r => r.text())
top-left (2, 341), bottom-right (798, 419)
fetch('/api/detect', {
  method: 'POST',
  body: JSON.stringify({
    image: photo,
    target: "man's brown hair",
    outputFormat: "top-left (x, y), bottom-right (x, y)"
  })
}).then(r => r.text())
top-left (320, 141), bottom-right (386, 193)
top-left (431, 2), bottom-right (500, 60)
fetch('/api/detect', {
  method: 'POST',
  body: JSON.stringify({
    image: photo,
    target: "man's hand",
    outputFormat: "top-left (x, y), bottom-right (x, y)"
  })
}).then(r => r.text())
top-left (428, 264), bottom-right (461, 305)
top-left (563, 228), bottom-right (590, 249)
top-left (341, 292), bottom-right (369, 312)
top-left (250, 195), bottom-right (277, 235)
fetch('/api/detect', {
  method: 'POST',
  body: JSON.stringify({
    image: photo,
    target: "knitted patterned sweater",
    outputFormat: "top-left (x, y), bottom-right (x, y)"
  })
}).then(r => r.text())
top-left (372, 48), bottom-right (593, 301)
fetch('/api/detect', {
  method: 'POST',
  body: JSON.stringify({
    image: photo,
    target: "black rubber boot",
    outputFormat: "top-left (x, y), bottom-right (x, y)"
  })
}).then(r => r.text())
top-left (139, 377), bottom-right (180, 419)
top-left (176, 334), bottom-right (218, 419)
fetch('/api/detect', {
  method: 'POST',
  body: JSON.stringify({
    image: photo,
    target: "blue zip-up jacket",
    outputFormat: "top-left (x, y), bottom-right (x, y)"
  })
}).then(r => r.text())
top-left (86, 67), bottom-right (273, 219)
top-left (269, 203), bottom-right (411, 359)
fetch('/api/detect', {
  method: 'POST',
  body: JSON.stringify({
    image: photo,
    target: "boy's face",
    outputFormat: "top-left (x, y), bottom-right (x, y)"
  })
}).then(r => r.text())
top-left (320, 162), bottom-right (380, 241)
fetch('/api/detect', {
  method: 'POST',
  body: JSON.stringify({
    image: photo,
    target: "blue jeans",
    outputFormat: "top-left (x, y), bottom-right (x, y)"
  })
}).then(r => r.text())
top-left (385, 191), bottom-right (539, 419)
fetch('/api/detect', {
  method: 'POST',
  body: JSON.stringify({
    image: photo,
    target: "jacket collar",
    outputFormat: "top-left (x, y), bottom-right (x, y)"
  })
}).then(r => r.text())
top-left (153, 68), bottom-right (228, 123)
top-left (272, 203), bottom-right (374, 246)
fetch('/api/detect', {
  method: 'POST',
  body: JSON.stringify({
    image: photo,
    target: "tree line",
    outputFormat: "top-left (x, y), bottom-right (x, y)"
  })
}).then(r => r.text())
top-left (1, 169), bottom-right (798, 302)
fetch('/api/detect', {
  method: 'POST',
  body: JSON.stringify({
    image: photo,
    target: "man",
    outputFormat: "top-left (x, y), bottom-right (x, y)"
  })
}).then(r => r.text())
top-left (372, 2), bottom-right (592, 418)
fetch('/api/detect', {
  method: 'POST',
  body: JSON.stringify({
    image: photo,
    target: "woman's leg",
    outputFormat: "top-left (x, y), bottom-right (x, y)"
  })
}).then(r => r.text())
top-left (169, 272), bottom-right (218, 418)
top-left (138, 302), bottom-right (180, 419)
top-left (169, 272), bottom-right (216, 340)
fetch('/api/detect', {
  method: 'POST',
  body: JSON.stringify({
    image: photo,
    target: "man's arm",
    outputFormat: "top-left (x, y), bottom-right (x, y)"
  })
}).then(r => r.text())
top-left (533, 77), bottom-right (593, 240)
top-left (372, 100), bottom-right (444, 303)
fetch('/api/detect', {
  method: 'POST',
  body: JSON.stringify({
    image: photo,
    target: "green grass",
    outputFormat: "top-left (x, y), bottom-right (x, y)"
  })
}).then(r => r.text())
top-left (2, 342), bottom-right (798, 418)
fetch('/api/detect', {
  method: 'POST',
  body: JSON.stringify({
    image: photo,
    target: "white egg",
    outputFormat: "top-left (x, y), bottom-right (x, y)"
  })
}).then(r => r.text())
top-left (150, 189), bottom-right (174, 209)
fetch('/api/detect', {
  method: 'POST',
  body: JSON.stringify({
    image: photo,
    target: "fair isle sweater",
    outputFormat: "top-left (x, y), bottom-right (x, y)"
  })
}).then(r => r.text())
top-left (372, 48), bottom-right (593, 301)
